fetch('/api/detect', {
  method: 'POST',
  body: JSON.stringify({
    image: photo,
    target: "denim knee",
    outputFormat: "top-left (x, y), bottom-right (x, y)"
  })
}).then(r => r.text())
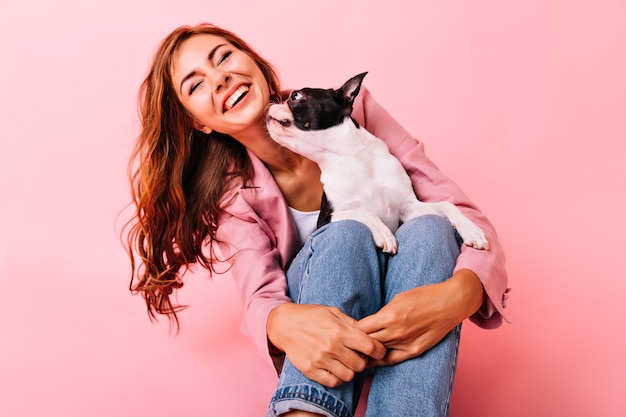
top-left (309, 220), bottom-right (378, 262)
top-left (290, 218), bottom-right (384, 316)
top-left (312, 219), bottom-right (376, 252)
top-left (384, 215), bottom-right (461, 295)
top-left (396, 214), bottom-right (461, 251)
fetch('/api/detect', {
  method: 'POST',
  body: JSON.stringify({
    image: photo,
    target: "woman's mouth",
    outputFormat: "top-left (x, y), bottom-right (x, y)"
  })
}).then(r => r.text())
top-left (224, 85), bottom-right (250, 112)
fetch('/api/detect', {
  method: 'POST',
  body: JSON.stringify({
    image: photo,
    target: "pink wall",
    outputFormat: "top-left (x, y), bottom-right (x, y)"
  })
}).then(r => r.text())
top-left (1, 1), bottom-right (624, 416)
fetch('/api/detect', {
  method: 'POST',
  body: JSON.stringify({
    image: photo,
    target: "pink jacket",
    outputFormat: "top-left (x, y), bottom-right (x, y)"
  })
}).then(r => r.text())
top-left (212, 87), bottom-right (510, 371)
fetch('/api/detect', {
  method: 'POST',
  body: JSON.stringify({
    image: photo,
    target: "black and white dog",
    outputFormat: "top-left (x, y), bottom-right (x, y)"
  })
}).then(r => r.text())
top-left (267, 72), bottom-right (488, 254)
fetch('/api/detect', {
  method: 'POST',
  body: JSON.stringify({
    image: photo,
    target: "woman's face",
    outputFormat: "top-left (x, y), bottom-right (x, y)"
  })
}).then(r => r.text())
top-left (171, 34), bottom-right (271, 137)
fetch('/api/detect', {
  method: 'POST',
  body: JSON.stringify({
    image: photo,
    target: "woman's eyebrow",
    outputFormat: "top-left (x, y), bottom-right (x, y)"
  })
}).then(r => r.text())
top-left (179, 70), bottom-right (197, 94)
top-left (208, 43), bottom-right (227, 61)
top-left (178, 43), bottom-right (227, 94)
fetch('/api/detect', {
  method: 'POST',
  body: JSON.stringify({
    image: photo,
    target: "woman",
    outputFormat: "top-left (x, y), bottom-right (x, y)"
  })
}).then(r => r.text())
top-left (126, 23), bottom-right (509, 417)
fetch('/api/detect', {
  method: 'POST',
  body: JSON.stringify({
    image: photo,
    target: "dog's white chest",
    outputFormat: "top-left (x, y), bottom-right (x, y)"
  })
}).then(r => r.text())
top-left (318, 131), bottom-right (412, 231)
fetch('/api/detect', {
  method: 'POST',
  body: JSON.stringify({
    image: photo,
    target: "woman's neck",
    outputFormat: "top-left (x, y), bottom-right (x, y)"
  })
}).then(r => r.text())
top-left (233, 117), bottom-right (324, 211)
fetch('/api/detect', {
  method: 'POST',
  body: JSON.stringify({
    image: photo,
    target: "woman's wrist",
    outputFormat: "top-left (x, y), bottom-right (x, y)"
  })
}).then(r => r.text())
top-left (266, 302), bottom-right (292, 354)
top-left (447, 268), bottom-right (486, 322)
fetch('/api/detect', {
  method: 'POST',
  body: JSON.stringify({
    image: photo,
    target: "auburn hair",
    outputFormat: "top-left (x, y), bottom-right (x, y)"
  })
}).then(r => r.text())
top-left (124, 23), bottom-right (282, 329)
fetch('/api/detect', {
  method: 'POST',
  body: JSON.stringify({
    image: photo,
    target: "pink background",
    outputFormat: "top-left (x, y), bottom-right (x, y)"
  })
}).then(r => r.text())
top-left (1, 1), bottom-right (624, 416)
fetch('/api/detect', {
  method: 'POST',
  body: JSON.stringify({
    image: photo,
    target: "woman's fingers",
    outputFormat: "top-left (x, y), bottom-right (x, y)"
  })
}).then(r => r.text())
top-left (328, 307), bottom-right (387, 360)
top-left (358, 271), bottom-right (484, 366)
top-left (267, 303), bottom-right (386, 386)
top-left (357, 283), bottom-right (458, 365)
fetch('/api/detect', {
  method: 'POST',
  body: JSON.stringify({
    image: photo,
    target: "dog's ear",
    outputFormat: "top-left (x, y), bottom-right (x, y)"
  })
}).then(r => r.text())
top-left (340, 72), bottom-right (368, 103)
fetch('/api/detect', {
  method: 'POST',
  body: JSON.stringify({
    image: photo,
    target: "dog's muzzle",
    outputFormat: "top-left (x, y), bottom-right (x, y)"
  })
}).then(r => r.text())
top-left (268, 115), bottom-right (292, 127)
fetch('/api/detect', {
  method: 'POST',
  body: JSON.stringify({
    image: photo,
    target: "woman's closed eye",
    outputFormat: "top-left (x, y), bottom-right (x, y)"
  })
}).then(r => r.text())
top-left (217, 50), bottom-right (232, 65)
top-left (189, 80), bottom-right (202, 95)
top-left (188, 52), bottom-right (232, 94)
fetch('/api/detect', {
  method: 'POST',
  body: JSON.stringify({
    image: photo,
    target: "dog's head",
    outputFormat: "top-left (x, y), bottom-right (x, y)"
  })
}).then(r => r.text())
top-left (267, 72), bottom-right (368, 158)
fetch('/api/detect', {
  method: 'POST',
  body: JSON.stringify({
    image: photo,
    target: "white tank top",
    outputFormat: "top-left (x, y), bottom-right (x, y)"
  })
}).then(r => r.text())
top-left (288, 207), bottom-right (320, 246)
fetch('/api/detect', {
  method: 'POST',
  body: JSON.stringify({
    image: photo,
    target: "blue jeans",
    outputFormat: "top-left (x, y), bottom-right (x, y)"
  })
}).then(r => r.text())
top-left (267, 215), bottom-right (462, 417)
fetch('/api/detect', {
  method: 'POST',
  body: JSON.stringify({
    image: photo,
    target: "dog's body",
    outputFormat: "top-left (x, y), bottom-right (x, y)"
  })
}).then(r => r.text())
top-left (267, 72), bottom-right (488, 254)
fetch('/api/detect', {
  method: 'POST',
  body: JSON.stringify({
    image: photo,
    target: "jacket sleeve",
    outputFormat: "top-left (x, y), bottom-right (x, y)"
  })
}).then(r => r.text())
top-left (353, 87), bottom-right (511, 328)
top-left (211, 189), bottom-right (292, 371)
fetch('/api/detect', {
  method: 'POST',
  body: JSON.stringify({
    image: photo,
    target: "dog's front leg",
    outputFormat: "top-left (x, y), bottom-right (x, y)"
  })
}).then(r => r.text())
top-left (402, 201), bottom-right (489, 250)
top-left (442, 202), bottom-right (489, 250)
top-left (331, 208), bottom-right (398, 254)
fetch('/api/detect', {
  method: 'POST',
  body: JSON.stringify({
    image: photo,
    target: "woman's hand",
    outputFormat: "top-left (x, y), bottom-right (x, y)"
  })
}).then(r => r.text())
top-left (267, 303), bottom-right (387, 387)
top-left (357, 269), bottom-right (485, 366)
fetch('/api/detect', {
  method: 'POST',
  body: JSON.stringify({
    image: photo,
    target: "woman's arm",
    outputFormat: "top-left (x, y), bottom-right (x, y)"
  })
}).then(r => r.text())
top-left (353, 86), bottom-right (510, 327)
top-left (352, 87), bottom-right (510, 363)
top-left (217, 212), bottom-right (386, 384)
top-left (214, 161), bottom-right (386, 383)
top-left (267, 302), bottom-right (386, 387)
top-left (358, 269), bottom-right (484, 366)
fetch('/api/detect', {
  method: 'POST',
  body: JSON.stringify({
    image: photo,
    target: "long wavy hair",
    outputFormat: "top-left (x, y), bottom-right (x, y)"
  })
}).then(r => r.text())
top-left (124, 23), bottom-right (282, 329)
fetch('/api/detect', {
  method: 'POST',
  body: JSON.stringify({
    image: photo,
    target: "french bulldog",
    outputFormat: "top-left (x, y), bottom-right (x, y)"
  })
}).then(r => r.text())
top-left (266, 72), bottom-right (488, 254)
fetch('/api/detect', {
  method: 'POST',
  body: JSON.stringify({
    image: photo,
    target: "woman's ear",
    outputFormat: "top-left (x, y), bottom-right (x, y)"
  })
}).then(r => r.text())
top-left (192, 120), bottom-right (213, 134)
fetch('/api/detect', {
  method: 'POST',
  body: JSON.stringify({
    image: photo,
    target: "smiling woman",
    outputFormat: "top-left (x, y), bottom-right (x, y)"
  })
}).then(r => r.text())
top-left (125, 24), bottom-right (284, 327)
top-left (124, 22), bottom-right (508, 417)
top-left (3, 1), bottom-right (626, 416)
top-left (172, 35), bottom-right (272, 139)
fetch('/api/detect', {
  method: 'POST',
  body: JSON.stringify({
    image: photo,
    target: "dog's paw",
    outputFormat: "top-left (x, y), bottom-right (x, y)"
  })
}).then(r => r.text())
top-left (456, 221), bottom-right (489, 250)
top-left (332, 209), bottom-right (399, 254)
top-left (372, 227), bottom-right (398, 254)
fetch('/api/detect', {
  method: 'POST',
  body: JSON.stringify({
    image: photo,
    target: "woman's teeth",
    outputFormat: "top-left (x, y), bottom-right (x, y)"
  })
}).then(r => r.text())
top-left (224, 85), bottom-right (249, 111)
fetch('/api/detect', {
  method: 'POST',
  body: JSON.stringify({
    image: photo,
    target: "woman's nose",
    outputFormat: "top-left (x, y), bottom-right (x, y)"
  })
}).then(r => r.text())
top-left (213, 73), bottom-right (231, 93)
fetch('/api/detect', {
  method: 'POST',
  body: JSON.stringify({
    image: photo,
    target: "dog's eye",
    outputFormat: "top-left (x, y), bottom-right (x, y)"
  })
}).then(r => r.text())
top-left (290, 91), bottom-right (302, 101)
